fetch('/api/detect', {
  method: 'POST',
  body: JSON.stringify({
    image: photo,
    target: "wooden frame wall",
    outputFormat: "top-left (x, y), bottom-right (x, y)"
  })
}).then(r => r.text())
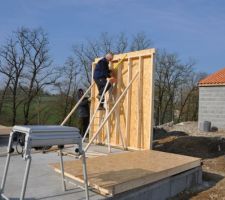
top-left (89, 49), bottom-right (155, 150)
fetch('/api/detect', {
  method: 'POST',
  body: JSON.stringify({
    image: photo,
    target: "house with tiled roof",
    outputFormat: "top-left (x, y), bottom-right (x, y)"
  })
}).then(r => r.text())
top-left (198, 67), bottom-right (225, 130)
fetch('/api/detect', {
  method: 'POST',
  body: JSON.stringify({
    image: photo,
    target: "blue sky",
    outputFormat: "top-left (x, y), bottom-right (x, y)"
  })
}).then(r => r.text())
top-left (0, 0), bottom-right (225, 74)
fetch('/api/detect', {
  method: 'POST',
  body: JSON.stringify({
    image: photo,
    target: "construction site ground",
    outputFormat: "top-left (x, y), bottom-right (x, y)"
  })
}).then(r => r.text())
top-left (154, 121), bottom-right (225, 200)
top-left (0, 137), bottom-right (124, 200)
top-left (0, 121), bottom-right (225, 199)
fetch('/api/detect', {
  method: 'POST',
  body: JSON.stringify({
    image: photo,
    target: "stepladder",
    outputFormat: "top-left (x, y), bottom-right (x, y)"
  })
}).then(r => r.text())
top-left (82, 80), bottom-right (126, 153)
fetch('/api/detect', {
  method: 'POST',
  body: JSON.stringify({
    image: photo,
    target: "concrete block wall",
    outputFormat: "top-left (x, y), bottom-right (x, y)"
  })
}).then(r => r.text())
top-left (198, 86), bottom-right (225, 130)
top-left (109, 167), bottom-right (202, 200)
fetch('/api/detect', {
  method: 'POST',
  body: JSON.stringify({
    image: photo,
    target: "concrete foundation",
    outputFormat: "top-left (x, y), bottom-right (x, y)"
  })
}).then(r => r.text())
top-left (0, 139), bottom-right (202, 200)
top-left (109, 167), bottom-right (202, 200)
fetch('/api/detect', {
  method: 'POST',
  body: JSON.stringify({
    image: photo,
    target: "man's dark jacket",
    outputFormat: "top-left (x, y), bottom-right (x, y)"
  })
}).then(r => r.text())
top-left (93, 57), bottom-right (111, 80)
top-left (77, 97), bottom-right (90, 118)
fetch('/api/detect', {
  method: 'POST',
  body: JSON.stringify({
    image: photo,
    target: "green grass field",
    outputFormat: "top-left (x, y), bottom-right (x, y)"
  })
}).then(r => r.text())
top-left (0, 95), bottom-right (79, 126)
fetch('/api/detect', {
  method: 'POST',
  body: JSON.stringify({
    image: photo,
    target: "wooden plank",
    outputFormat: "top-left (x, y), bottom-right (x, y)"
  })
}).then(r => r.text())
top-left (137, 56), bottom-right (143, 148)
top-left (104, 97), bottom-right (111, 152)
top-left (115, 64), bottom-right (122, 145)
top-left (94, 49), bottom-right (155, 63)
top-left (149, 54), bottom-right (155, 149)
top-left (125, 58), bottom-right (132, 147)
top-left (129, 58), bottom-right (139, 148)
top-left (97, 111), bottom-right (104, 144)
top-left (90, 63), bottom-right (97, 136)
top-left (50, 150), bottom-right (201, 196)
top-left (0, 126), bottom-right (11, 136)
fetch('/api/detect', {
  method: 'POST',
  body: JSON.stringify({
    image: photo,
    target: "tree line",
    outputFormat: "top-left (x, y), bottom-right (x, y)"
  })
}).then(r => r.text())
top-left (0, 27), bottom-right (206, 126)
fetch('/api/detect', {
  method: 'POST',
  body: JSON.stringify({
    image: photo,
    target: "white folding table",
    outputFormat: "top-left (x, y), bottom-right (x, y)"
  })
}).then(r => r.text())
top-left (0, 125), bottom-right (89, 200)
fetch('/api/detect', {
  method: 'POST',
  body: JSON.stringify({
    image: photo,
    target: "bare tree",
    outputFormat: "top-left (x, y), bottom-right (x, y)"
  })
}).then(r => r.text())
top-left (0, 61), bottom-right (13, 115)
top-left (55, 57), bottom-right (80, 124)
top-left (115, 32), bottom-right (128, 53)
top-left (17, 27), bottom-right (55, 124)
top-left (177, 72), bottom-right (207, 122)
top-left (72, 44), bottom-right (94, 85)
top-left (99, 32), bottom-right (114, 54)
top-left (0, 34), bottom-right (27, 125)
top-left (72, 32), bottom-right (151, 88)
top-left (154, 50), bottom-right (195, 125)
top-left (0, 29), bottom-right (206, 126)
top-left (130, 32), bottom-right (152, 51)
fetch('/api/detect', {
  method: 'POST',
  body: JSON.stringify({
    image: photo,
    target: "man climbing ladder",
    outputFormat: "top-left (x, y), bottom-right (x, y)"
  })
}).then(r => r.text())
top-left (93, 52), bottom-right (116, 110)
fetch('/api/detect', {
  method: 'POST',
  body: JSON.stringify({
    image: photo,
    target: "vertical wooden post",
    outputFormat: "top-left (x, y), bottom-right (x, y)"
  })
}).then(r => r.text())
top-left (105, 98), bottom-right (111, 152)
top-left (137, 56), bottom-right (143, 148)
top-left (90, 63), bottom-right (96, 139)
top-left (149, 54), bottom-right (155, 149)
top-left (115, 62), bottom-right (122, 145)
top-left (125, 58), bottom-right (132, 147)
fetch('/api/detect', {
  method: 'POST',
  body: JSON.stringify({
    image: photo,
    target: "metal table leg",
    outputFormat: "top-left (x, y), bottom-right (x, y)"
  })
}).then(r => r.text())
top-left (0, 154), bottom-right (11, 196)
top-left (0, 132), bottom-right (13, 195)
top-left (81, 151), bottom-right (89, 200)
top-left (59, 149), bottom-right (66, 191)
top-left (20, 156), bottom-right (32, 200)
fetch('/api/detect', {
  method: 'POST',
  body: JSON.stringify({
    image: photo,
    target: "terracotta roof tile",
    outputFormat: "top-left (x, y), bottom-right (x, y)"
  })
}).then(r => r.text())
top-left (199, 67), bottom-right (225, 86)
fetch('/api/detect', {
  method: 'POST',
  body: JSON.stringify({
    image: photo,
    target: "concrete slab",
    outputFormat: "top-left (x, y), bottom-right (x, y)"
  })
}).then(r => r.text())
top-left (0, 141), bottom-right (202, 200)
top-left (0, 149), bottom-right (105, 200)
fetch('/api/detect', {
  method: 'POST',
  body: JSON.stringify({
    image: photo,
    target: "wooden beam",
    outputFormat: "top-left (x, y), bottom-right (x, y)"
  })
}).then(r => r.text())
top-left (104, 97), bottom-right (111, 152)
top-left (94, 49), bottom-right (155, 63)
top-left (148, 54), bottom-right (155, 149)
top-left (115, 63), bottom-right (122, 145)
top-left (125, 58), bottom-right (132, 147)
top-left (137, 56), bottom-right (143, 148)
top-left (90, 63), bottom-right (96, 136)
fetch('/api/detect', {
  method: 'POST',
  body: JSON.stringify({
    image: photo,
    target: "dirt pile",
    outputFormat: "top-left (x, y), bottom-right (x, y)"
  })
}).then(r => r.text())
top-left (154, 122), bottom-right (225, 200)
top-left (154, 136), bottom-right (225, 159)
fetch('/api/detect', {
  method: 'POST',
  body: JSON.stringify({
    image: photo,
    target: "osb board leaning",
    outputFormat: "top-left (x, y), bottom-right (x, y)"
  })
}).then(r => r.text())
top-left (90, 49), bottom-right (155, 150)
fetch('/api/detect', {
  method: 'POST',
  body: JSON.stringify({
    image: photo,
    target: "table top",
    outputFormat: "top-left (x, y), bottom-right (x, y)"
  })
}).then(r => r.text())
top-left (12, 125), bottom-right (79, 134)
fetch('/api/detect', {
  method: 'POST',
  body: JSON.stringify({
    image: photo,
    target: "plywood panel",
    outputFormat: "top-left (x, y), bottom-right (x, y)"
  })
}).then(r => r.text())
top-left (50, 150), bottom-right (201, 196)
top-left (89, 49), bottom-right (155, 149)
top-left (0, 126), bottom-right (11, 136)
